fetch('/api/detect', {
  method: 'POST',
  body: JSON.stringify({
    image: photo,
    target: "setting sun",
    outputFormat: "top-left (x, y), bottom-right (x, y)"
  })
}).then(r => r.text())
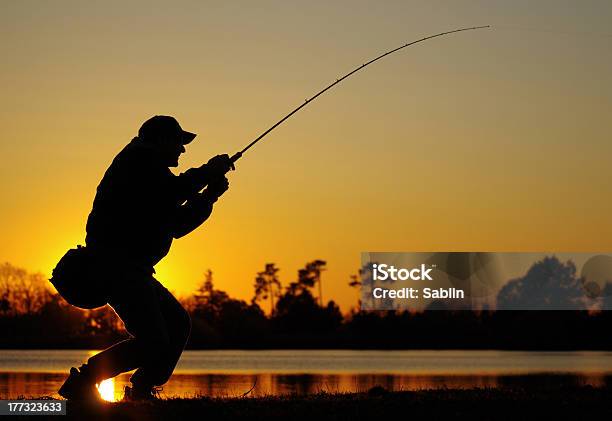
top-left (97, 378), bottom-right (115, 402)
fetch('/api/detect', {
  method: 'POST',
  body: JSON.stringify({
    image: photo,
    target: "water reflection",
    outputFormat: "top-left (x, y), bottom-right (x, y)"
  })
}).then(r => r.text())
top-left (1, 372), bottom-right (610, 401)
top-left (2, 350), bottom-right (612, 400)
top-left (2, 350), bottom-right (612, 375)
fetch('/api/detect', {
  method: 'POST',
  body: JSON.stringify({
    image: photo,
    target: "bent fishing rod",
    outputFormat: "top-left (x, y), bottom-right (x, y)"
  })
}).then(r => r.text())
top-left (226, 25), bottom-right (490, 167)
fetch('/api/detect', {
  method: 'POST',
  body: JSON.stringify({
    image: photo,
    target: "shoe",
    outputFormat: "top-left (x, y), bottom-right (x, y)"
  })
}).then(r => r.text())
top-left (58, 367), bottom-right (101, 401)
top-left (123, 385), bottom-right (163, 401)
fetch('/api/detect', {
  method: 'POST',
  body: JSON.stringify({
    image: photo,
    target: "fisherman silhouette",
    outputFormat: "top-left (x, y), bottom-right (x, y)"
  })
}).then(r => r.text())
top-left (57, 115), bottom-right (232, 401)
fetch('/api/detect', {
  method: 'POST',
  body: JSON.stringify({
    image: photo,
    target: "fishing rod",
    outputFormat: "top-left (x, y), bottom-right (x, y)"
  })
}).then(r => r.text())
top-left (227, 25), bottom-right (490, 167)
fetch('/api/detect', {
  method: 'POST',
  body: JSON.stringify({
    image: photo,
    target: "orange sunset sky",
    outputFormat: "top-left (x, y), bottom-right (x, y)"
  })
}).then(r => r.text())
top-left (1, 1), bottom-right (612, 311)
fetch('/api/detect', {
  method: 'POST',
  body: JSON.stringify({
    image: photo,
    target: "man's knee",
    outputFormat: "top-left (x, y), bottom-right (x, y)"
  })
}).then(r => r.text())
top-left (152, 279), bottom-right (191, 346)
top-left (138, 330), bottom-right (172, 352)
top-left (137, 308), bottom-right (189, 351)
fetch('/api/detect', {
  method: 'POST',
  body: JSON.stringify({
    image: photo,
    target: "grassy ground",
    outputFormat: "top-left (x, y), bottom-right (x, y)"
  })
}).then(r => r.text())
top-left (36, 385), bottom-right (611, 420)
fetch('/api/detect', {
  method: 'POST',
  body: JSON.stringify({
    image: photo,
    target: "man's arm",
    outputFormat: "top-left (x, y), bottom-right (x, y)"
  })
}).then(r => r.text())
top-left (174, 165), bottom-right (210, 203)
top-left (172, 193), bottom-right (214, 239)
top-left (172, 177), bottom-right (229, 239)
top-left (174, 154), bottom-right (234, 204)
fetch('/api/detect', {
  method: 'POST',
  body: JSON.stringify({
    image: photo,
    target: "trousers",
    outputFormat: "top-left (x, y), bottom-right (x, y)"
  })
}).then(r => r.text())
top-left (85, 270), bottom-right (191, 388)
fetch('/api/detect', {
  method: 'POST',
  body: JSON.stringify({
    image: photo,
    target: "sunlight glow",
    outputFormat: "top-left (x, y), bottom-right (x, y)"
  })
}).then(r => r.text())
top-left (97, 378), bottom-right (115, 402)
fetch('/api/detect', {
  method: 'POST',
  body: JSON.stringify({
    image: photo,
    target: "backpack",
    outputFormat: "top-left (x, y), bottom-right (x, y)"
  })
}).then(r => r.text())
top-left (49, 245), bottom-right (108, 309)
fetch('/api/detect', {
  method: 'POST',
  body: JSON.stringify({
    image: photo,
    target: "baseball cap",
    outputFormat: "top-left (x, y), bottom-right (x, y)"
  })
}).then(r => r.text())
top-left (138, 115), bottom-right (197, 145)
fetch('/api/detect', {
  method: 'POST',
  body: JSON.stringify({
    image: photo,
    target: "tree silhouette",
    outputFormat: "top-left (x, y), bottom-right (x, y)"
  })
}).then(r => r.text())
top-left (602, 282), bottom-right (612, 310)
top-left (189, 269), bottom-right (268, 347)
top-left (348, 269), bottom-right (363, 311)
top-left (497, 256), bottom-right (585, 310)
top-left (1, 259), bottom-right (611, 349)
top-left (252, 263), bottom-right (281, 315)
top-left (0, 262), bottom-right (52, 315)
top-left (294, 260), bottom-right (326, 307)
top-left (193, 269), bottom-right (232, 319)
top-left (274, 260), bottom-right (342, 334)
top-left (194, 269), bottom-right (214, 305)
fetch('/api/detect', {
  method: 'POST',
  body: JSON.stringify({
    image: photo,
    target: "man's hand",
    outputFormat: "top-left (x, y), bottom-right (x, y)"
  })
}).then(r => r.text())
top-left (204, 176), bottom-right (229, 201)
top-left (206, 154), bottom-right (234, 178)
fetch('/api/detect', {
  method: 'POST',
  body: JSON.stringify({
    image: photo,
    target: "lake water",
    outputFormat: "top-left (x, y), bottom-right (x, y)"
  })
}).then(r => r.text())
top-left (1, 350), bottom-right (611, 401)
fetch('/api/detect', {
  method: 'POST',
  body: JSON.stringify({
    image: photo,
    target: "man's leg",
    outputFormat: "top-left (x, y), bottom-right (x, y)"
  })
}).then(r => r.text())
top-left (58, 270), bottom-right (167, 400)
top-left (129, 279), bottom-right (191, 388)
top-left (82, 274), bottom-right (170, 385)
top-left (64, 273), bottom-right (190, 399)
